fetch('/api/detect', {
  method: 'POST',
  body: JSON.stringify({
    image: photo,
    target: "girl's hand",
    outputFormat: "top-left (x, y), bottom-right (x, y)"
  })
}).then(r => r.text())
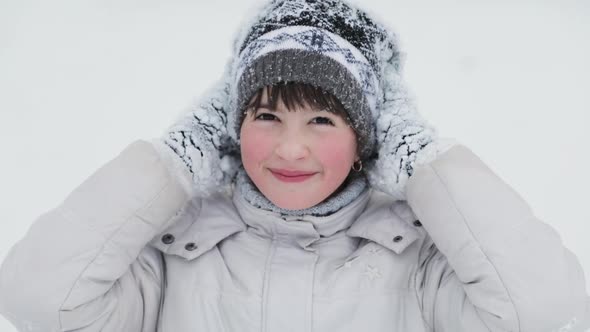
top-left (365, 88), bottom-right (457, 201)
top-left (150, 79), bottom-right (239, 197)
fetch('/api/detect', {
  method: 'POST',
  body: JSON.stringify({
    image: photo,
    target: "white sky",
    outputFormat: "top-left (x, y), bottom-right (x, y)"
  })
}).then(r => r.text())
top-left (1, 0), bottom-right (589, 330)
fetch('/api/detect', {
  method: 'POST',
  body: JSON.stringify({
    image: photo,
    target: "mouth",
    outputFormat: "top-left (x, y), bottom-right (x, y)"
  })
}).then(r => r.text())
top-left (268, 168), bottom-right (318, 183)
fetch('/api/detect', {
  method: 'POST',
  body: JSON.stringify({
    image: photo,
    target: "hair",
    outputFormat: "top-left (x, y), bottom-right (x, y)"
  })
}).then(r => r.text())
top-left (245, 81), bottom-right (352, 124)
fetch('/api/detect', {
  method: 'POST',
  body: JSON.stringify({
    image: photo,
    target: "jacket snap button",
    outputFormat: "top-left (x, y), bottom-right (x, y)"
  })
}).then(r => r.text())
top-left (185, 242), bottom-right (198, 251)
top-left (161, 233), bottom-right (175, 244)
top-left (393, 235), bottom-right (403, 243)
top-left (413, 220), bottom-right (422, 227)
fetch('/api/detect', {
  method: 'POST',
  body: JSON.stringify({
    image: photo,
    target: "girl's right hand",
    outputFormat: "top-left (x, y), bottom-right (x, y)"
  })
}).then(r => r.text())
top-left (150, 79), bottom-right (239, 197)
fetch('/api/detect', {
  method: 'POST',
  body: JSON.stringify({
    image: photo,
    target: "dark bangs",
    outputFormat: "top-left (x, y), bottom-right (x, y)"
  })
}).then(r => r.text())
top-left (245, 82), bottom-right (351, 124)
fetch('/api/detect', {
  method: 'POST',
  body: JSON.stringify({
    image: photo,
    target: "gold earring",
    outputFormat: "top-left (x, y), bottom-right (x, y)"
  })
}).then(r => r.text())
top-left (352, 160), bottom-right (363, 172)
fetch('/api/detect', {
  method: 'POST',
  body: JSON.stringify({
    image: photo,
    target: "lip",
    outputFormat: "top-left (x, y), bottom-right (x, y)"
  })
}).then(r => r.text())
top-left (269, 168), bottom-right (317, 183)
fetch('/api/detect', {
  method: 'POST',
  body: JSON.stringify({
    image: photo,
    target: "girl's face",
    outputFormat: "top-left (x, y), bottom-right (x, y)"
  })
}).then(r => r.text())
top-left (240, 91), bottom-right (359, 210)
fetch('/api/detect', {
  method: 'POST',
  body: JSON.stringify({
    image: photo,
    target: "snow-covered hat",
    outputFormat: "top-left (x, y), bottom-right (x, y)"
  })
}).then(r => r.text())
top-left (230, 0), bottom-right (395, 160)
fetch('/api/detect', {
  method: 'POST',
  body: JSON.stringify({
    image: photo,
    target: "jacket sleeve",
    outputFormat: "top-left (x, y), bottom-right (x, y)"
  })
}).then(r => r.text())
top-left (0, 140), bottom-right (190, 331)
top-left (406, 145), bottom-right (590, 332)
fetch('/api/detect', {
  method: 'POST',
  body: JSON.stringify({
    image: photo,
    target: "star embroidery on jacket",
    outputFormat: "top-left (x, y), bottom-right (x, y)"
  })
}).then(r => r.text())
top-left (556, 317), bottom-right (578, 332)
top-left (362, 264), bottom-right (382, 281)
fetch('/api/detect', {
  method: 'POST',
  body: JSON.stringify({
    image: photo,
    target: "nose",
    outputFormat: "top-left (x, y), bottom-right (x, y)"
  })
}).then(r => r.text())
top-left (274, 129), bottom-right (310, 161)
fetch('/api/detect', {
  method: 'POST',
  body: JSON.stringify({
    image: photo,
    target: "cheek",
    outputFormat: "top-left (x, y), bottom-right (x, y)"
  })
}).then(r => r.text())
top-left (240, 124), bottom-right (273, 167)
top-left (314, 132), bottom-right (357, 173)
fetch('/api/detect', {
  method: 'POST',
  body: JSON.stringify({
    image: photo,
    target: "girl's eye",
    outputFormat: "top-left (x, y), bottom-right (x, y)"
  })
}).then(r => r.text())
top-left (255, 113), bottom-right (278, 121)
top-left (311, 117), bottom-right (335, 126)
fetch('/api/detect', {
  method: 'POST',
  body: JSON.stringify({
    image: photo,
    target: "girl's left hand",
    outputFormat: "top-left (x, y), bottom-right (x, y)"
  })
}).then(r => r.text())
top-left (365, 103), bottom-right (457, 201)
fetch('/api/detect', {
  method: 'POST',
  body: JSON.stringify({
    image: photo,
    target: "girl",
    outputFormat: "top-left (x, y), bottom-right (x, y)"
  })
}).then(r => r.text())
top-left (0, 0), bottom-right (588, 331)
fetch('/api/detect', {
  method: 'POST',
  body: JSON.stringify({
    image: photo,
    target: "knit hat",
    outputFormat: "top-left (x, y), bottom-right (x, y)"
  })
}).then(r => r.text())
top-left (228, 0), bottom-right (402, 160)
top-left (159, 0), bottom-right (454, 201)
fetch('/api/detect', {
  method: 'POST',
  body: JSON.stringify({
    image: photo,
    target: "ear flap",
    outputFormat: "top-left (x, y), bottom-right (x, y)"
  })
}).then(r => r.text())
top-left (155, 76), bottom-right (241, 198)
top-left (365, 62), bottom-right (457, 201)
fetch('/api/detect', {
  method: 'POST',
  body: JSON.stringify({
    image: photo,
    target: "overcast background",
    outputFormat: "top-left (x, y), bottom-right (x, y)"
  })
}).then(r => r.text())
top-left (1, 0), bottom-right (589, 330)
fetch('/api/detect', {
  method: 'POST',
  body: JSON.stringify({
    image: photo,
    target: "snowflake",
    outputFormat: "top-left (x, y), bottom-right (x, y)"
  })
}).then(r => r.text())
top-left (554, 317), bottom-right (579, 332)
top-left (362, 264), bottom-right (382, 281)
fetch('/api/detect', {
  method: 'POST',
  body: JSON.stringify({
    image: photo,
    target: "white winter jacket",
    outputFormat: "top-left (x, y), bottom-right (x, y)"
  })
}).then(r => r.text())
top-left (0, 140), bottom-right (588, 331)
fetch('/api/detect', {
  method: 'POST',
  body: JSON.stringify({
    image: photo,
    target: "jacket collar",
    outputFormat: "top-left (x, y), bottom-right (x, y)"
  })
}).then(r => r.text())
top-left (149, 191), bottom-right (246, 260)
top-left (232, 185), bottom-right (372, 251)
top-left (347, 190), bottom-right (426, 254)
top-left (150, 189), bottom-right (424, 260)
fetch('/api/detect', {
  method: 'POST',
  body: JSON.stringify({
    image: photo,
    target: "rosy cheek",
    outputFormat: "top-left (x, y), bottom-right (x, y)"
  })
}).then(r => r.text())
top-left (240, 125), bottom-right (273, 169)
top-left (314, 133), bottom-right (356, 173)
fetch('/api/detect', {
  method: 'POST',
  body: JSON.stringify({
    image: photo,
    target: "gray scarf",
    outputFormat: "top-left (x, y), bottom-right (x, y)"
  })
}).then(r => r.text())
top-left (235, 168), bottom-right (368, 217)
